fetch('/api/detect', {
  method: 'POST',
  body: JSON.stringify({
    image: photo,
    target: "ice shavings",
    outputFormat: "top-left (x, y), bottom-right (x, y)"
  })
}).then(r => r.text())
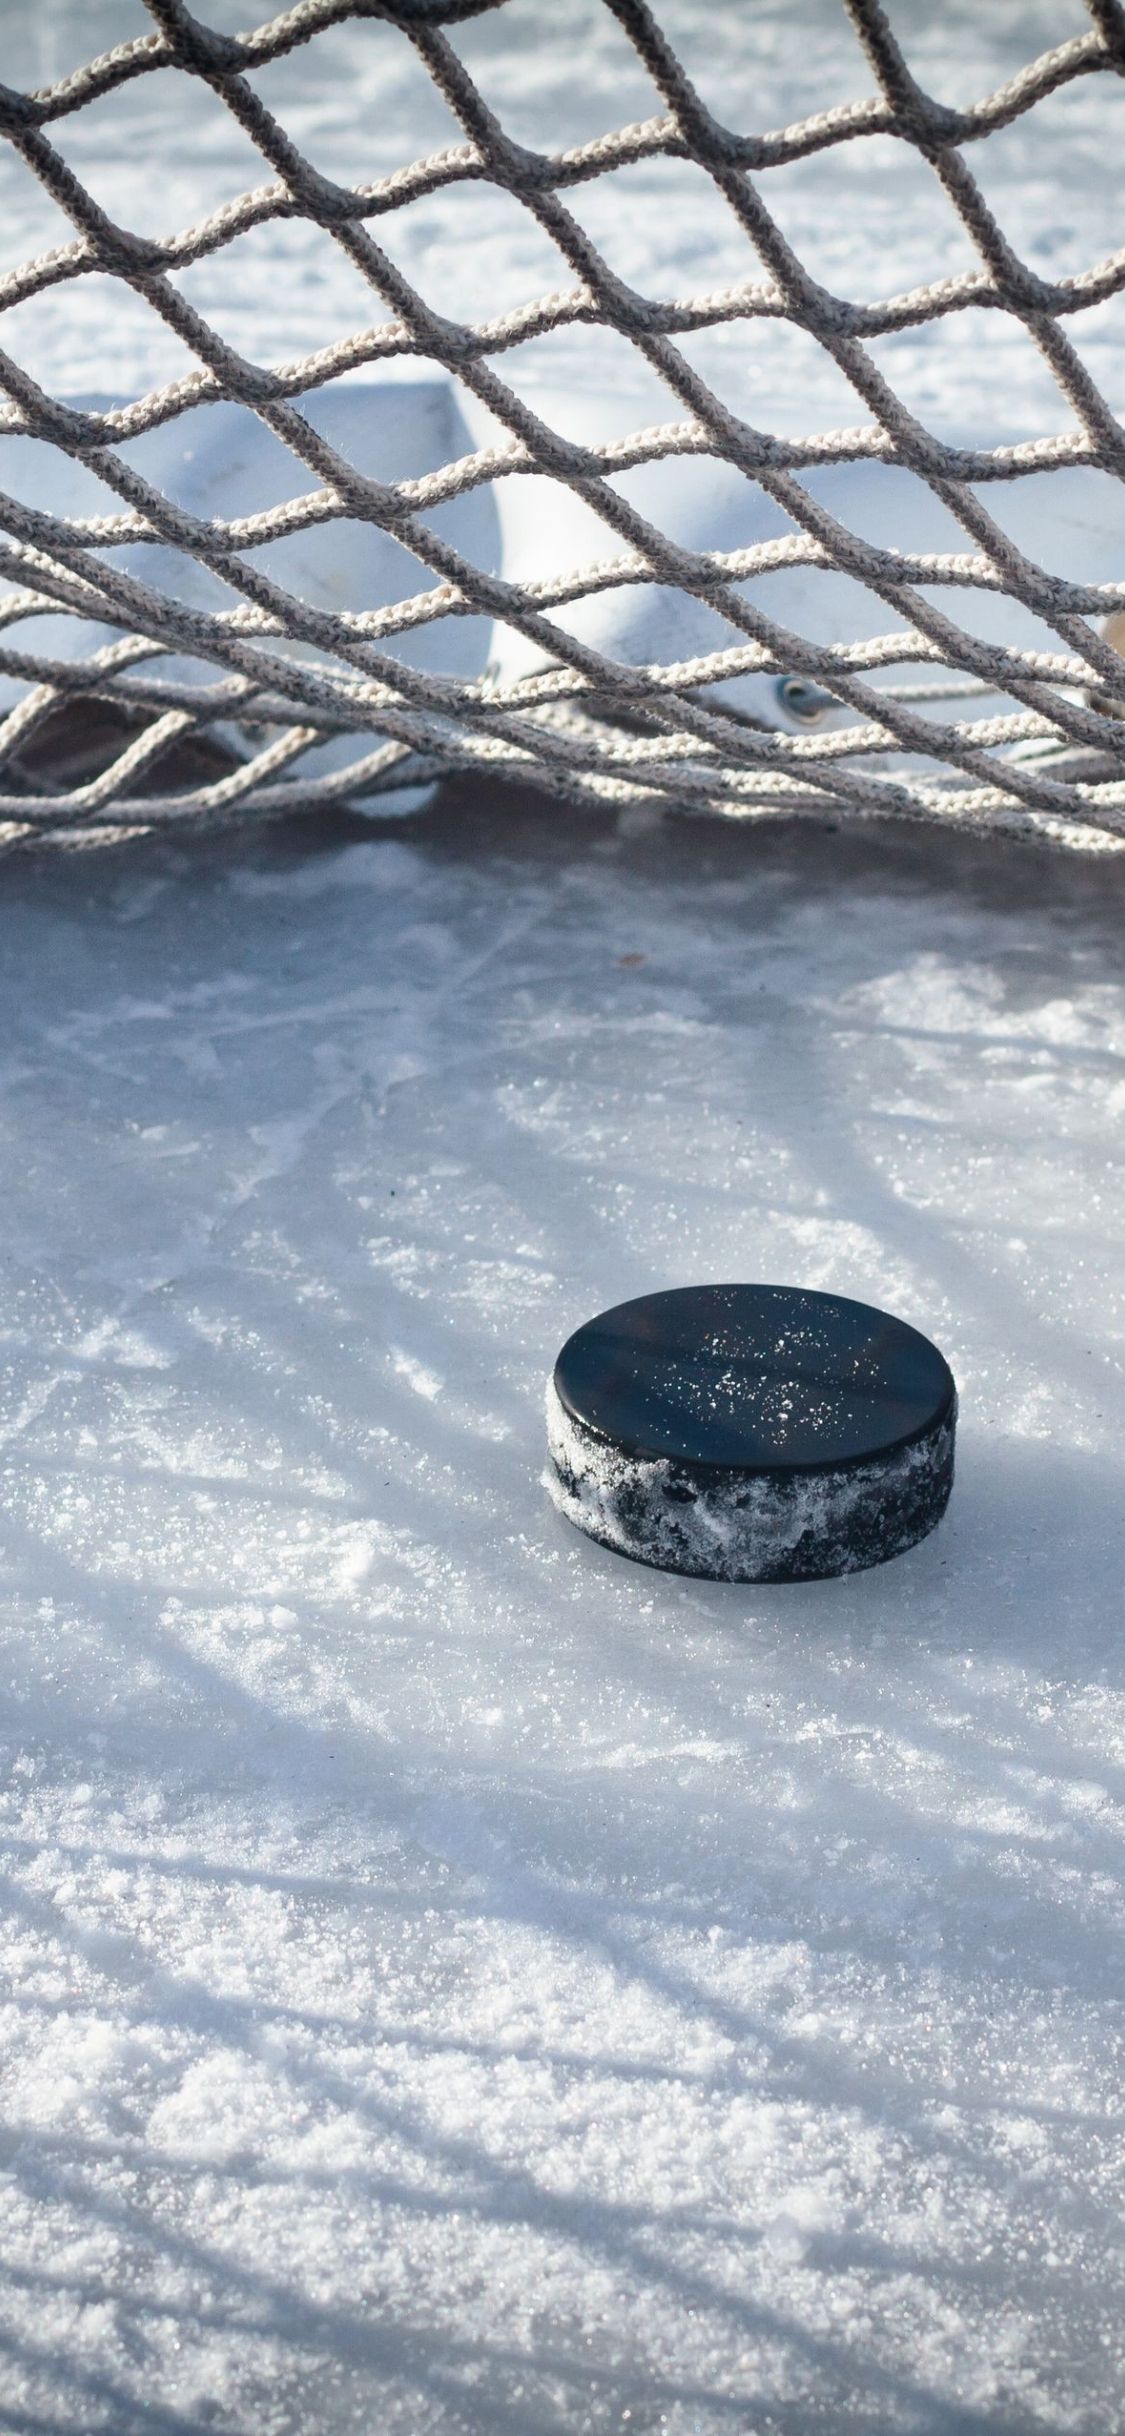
top-left (0, 800), bottom-right (1124, 2426)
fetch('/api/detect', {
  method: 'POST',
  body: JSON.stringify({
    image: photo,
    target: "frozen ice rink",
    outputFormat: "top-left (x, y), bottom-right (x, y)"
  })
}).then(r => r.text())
top-left (2, 793), bottom-right (1124, 2433)
top-left (1, 3), bottom-right (1125, 2431)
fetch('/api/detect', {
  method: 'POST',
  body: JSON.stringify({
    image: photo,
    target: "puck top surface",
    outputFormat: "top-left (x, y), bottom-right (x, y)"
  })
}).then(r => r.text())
top-left (553, 1284), bottom-right (955, 1472)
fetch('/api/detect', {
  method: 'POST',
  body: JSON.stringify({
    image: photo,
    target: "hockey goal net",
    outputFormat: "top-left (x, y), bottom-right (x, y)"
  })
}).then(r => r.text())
top-left (2, 0), bottom-right (1125, 849)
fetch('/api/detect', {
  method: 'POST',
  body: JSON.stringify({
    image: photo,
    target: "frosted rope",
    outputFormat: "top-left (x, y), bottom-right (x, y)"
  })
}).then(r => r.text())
top-left (0, 0), bottom-right (1124, 850)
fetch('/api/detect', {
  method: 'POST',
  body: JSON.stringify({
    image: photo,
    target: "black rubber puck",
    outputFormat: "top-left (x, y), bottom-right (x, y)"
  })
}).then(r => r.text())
top-left (545, 1283), bottom-right (956, 1581)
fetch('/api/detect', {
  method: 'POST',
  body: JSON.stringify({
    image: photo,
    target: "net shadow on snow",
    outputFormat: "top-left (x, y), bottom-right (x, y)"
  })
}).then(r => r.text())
top-left (0, 788), bottom-right (1123, 2430)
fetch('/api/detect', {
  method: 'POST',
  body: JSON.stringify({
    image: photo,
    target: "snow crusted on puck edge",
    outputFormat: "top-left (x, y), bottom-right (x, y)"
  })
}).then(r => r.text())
top-left (544, 1378), bottom-right (956, 1582)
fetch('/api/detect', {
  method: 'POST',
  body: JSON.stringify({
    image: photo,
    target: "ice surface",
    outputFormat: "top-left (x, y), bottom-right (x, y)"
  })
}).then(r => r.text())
top-left (1, 790), bottom-right (1124, 2431)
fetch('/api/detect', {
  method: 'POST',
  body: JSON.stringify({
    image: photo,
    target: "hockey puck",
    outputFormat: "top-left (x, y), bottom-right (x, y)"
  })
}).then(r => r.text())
top-left (545, 1283), bottom-right (956, 1581)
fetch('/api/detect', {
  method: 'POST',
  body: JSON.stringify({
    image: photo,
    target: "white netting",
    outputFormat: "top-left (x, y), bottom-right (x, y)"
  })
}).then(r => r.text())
top-left (2, 0), bottom-right (1125, 848)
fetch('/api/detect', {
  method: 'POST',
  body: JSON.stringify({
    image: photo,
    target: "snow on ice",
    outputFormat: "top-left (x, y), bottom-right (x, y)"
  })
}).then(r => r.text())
top-left (0, 798), bottom-right (1123, 2431)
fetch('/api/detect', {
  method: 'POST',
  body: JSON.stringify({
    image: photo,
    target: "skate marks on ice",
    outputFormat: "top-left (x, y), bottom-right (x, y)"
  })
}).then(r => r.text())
top-left (0, 797), bottom-right (1123, 2430)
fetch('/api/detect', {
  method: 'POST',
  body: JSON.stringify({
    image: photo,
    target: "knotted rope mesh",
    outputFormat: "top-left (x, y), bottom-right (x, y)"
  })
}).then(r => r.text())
top-left (2, 0), bottom-right (1125, 849)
